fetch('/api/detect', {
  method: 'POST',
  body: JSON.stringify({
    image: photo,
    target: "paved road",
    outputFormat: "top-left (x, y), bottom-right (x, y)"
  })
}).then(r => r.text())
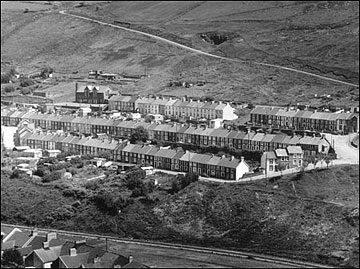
top-left (323, 133), bottom-right (359, 165)
top-left (59, 10), bottom-right (359, 88)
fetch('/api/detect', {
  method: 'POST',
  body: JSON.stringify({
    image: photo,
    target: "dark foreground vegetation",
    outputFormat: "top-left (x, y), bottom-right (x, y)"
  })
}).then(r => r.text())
top-left (1, 162), bottom-right (359, 268)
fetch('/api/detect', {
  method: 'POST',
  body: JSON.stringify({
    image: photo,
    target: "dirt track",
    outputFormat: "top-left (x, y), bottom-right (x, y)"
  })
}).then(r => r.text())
top-left (59, 10), bottom-right (359, 88)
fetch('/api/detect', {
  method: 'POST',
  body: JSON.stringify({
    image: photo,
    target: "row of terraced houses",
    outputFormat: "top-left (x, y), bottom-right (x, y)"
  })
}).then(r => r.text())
top-left (108, 95), bottom-right (238, 120)
top-left (18, 130), bottom-right (250, 180)
top-left (1, 108), bottom-right (331, 156)
top-left (250, 106), bottom-right (358, 134)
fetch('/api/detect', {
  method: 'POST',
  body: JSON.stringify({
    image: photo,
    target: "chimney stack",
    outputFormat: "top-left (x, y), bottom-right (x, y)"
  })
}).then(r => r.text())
top-left (128, 255), bottom-right (133, 264)
top-left (70, 248), bottom-right (77, 256)
top-left (46, 232), bottom-right (57, 242)
top-left (241, 156), bottom-right (245, 162)
top-left (94, 256), bottom-right (101, 264)
top-left (31, 229), bottom-right (38, 237)
top-left (43, 241), bottom-right (50, 249)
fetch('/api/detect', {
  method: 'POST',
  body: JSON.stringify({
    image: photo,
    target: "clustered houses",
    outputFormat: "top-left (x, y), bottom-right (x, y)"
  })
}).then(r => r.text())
top-left (75, 83), bottom-right (116, 104)
top-left (1, 108), bottom-right (331, 156)
top-left (19, 130), bottom-right (250, 180)
top-left (108, 95), bottom-right (238, 120)
top-left (261, 146), bottom-right (304, 174)
top-left (1, 226), bottom-right (147, 268)
top-left (250, 105), bottom-right (359, 134)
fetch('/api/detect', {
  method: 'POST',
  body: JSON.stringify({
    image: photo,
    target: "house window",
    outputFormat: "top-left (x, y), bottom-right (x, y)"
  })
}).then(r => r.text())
top-left (293, 159), bottom-right (297, 165)
top-left (269, 166), bottom-right (273, 171)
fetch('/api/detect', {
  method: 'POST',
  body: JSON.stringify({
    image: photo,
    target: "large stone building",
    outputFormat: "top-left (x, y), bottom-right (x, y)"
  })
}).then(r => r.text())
top-left (75, 83), bottom-right (116, 104)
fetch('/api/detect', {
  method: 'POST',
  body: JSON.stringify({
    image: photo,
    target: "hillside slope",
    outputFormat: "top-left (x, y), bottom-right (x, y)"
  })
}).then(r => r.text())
top-left (1, 1), bottom-right (358, 105)
top-left (1, 165), bottom-right (359, 267)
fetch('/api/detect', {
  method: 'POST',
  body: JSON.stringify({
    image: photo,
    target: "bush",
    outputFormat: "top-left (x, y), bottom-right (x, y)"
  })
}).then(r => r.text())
top-left (42, 169), bottom-right (64, 183)
top-left (33, 165), bottom-right (49, 177)
top-left (62, 187), bottom-right (87, 199)
top-left (20, 87), bottom-right (32, 95)
top-left (2, 249), bottom-right (24, 267)
top-left (170, 173), bottom-right (199, 194)
top-left (1, 73), bottom-right (11, 84)
top-left (3, 85), bottom-right (15, 93)
top-left (95, 188), bottom-right (129, 215)
top-left (20, 78), bottom-right (34, 87)
top-left (10, 169), bottom-right (20, 179)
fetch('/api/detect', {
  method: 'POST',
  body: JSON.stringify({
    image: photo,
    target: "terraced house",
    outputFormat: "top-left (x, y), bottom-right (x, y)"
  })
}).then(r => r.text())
top-left (18, 131), bottom-right (250, 180)
top-left (250, 105), bottom-right (358, 134)
top-left (108, 95), bottom-right (238, 120)
top-left (1, 108), bottom-right (332, 156)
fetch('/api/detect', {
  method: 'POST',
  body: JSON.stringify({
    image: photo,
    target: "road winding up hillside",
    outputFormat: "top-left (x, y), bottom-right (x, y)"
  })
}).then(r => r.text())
top-left (59, 10), bottom-right (359, 88)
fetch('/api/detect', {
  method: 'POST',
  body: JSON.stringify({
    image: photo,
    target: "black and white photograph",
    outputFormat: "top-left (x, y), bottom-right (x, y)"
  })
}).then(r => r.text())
top-left (1, 1), bottom-right (359, 268)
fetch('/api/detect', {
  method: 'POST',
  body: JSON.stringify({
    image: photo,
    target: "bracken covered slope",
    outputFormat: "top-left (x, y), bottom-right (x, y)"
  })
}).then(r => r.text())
top-left (1, 1), bottom-right (359, 105)
top-left (1, 165), bottom-right (359, 267)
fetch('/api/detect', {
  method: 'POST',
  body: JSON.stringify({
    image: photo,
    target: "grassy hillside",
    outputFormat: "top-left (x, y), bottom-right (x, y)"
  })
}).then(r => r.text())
top-left (1, 1), bottom-right (358, 105)
top-left (1, 165), bottom-right (359, 267)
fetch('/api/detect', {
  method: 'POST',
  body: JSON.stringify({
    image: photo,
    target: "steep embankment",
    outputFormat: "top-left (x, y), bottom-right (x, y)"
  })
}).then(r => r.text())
top-left (1, 165), bottom-right (359, 267)
top-left (1, 1), bottom-right (358, 105)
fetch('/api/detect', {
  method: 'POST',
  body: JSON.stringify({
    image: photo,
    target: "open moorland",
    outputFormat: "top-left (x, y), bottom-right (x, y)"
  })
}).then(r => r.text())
top-left (1, 1), bottom-right (359, 105)
top-left (1, 163), bottom-right (359, 268)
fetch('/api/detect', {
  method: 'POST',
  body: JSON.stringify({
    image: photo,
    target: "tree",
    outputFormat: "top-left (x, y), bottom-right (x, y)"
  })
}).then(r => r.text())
top-left (2, 248), bottom-right (24, 267)
top-left (130, 126), bottom-right (148, 144)
top-left (324, 153), bottom-right (336, 168)
top-left (276, 161), bottom-right (287, 176)
top-left (10, 169), bottom-right (20, 179)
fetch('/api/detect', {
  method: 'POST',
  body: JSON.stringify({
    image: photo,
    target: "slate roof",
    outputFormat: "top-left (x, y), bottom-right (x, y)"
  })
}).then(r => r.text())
top-left (2, 240), bottom-right (16, 250)
top-left (4, 230), bottom-right (32, 248)
top-left (218, 156), bottom-right (241, 169)
top-left (34, 245), bottom-right (62, 263)
top-left (18, 246), bottom-right (33, 257)
top-left (263, 151), bottom-right (276, 159)
top-left (60, 252), bottom-right (90, 268)
top-left (24, 235), bottom-right (47, 249)
top-left (275, 149), bottom-right (288, 157)
top-left (109, 95), bottom-right (133, 102)
top-left (287, 146), bottom-right (303, 154)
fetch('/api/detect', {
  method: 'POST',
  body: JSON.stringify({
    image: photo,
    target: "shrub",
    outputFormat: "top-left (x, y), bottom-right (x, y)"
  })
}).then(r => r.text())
top-left (42, 169), bottom-right (64, 183)
top-left (10, 169), bottom-right (20, 179)
top-left (95, 188), bottom-right (129, 215)
top-left (2, 249), bottom-right (24, 267)
top-left (19, 78), bottom-right (34, 87)
top-left (1, 73), bottom-right (11, 84)
top-left (62, 187), bottom-right (87, 199)
top-left (3, 85), bottom-right (15, 93)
